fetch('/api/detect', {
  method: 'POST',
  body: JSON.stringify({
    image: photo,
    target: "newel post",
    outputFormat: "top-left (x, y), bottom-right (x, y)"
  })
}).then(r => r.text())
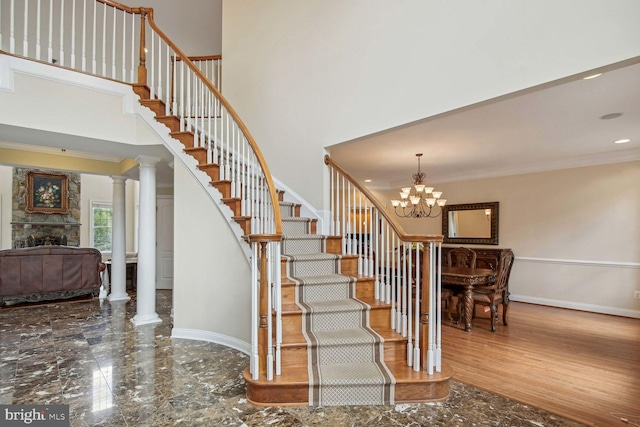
top-left (420, 244), bottom-right (432, 371)
top-left (137, 8), bottom-right (147, 86)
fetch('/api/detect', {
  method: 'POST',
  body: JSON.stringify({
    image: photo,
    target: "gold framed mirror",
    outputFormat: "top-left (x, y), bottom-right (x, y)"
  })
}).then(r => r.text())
top-left (442, 201), bottom-right (499, 245)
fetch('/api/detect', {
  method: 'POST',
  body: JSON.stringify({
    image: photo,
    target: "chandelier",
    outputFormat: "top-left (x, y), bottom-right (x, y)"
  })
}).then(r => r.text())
top-left (391, 153), bottom-right (446, 218)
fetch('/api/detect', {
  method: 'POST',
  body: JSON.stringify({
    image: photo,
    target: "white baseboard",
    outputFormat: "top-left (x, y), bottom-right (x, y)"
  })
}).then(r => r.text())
top-left (171, 328), bottom-right (251, 355)
top-left (510, 294), bottom-right (640, 319)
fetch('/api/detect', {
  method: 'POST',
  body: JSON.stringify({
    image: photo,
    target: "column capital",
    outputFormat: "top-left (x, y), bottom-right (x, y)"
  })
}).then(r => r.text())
top-left (111, 175), bottom-right (128, 183)
top-left (136, 155), bottom-right (162, 168)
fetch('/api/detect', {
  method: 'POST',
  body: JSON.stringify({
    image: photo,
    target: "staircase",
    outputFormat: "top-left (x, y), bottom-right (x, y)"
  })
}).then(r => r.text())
top-left (3, 0), bottom-right (451, 407)
top-left (133, 84), bottom-right (451, 406)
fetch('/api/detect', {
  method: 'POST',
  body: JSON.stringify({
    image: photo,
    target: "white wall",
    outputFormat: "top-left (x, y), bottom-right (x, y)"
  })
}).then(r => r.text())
top-left (172, 161), bottom-right (252, 349)
top-left (120, 0), bottom-right (222, 56)
top-left (222, 0), bottom-right (640, 210)
top-left (373, 161), bottom-right (640, 316)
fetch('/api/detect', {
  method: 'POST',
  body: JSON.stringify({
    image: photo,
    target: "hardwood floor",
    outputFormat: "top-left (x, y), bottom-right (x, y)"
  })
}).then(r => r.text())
top-left (441, 301), bottom-right (640, 427)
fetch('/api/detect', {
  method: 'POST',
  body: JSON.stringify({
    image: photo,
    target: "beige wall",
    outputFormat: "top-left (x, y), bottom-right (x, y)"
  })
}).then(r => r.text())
top-left (222, 0), bottom-right (640, 210)
top-left (373, 161), bottom-right (640, 316)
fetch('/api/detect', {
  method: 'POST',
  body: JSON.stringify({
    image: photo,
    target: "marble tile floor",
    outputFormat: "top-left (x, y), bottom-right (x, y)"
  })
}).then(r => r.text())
top-left (0, 290), bottom-right (584, 427)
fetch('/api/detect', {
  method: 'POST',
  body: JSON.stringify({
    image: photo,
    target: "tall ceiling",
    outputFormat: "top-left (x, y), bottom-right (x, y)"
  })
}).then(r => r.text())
top-left (328, 59), bottom-right (640, 190)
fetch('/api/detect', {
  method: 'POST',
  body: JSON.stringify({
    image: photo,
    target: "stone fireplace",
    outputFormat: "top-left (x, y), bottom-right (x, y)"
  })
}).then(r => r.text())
top-left (11, 168), bottom-right (82, 248)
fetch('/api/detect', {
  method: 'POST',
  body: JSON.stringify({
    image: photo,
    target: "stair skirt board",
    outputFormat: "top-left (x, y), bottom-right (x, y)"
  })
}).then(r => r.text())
top-left (289, 263), bottom-right (396, 406)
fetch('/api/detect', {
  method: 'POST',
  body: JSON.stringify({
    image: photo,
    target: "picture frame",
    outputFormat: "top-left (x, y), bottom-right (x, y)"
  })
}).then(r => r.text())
top-left (25, 171), bottom-right (70, 214)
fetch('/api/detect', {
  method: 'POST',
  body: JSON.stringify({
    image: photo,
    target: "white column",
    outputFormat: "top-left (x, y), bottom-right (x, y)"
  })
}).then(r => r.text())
top-left (132, 156), bottom-right (162, 326)
top-left (109, 176), bottom-right (130, 302)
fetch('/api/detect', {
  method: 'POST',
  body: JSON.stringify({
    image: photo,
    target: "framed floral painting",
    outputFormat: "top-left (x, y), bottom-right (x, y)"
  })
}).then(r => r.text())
top-left (25, 171), bottom-right (70, 214)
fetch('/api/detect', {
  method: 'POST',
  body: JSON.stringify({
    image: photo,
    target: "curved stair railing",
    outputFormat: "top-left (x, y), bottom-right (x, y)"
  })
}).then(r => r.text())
top-left (325, 155), bottom-right (444, 374)
top-left (0, 0), bottom-right (282, 381)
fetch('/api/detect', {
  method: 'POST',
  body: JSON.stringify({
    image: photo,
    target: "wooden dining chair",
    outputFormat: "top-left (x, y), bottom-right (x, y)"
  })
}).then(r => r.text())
top-left (446, 247), bottom-right (477, 322)
top-left (447, 247), bottom-right (477, 269)
top-left (470, 249), bottom-right (515, 332)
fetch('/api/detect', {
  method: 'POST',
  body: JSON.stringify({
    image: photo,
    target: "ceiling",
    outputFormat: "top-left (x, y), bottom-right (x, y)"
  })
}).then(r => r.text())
top-left (0, 126), bottom-right (175, 186)
top-left (328, 60), bottom-right (640, 190)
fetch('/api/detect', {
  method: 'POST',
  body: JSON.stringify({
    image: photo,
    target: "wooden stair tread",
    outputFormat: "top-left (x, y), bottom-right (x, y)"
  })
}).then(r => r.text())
top-left (386, 360), bottom-right (453, 383)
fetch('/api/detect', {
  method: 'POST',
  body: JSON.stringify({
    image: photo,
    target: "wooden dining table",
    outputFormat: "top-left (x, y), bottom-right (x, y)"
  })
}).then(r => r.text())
top-left (441, 266), bottom-right (497, 332)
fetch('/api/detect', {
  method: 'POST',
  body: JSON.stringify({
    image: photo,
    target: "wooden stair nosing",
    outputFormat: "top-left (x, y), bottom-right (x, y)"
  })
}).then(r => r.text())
top-left (132, 84), bottom-right (150, 99)
top-left (139, 98), bottom-right (166, 116)
top-left (156, 115), bottom-right (181, 132)
top-left (171, 131), bottom-right (196, 148)
top-left (198, 163), bottom-right (221, 182)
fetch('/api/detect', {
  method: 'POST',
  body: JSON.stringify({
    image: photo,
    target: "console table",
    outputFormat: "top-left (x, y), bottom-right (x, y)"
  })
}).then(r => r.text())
top-left (103, 258), bottom-right (138, 294)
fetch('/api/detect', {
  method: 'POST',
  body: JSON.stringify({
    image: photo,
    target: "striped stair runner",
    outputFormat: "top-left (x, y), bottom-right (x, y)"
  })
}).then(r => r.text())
top-left (281, 203), bottom-right (396, 406)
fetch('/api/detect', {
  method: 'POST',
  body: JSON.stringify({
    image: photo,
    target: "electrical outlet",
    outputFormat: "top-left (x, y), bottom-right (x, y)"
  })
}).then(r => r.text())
top-left (634, 291), bottom-right (640, 300)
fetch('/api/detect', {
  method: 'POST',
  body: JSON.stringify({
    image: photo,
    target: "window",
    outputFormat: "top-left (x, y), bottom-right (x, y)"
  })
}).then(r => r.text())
top-left (91, 201), bottom-right (113, 252)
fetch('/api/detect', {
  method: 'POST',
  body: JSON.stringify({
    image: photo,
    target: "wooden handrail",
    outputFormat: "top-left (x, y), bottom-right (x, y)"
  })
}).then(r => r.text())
top-left (98, 0), bottom-right (141, 14)
top-left (324, 155), bottom-right (442, 244)
top-left (175, 55), bottom-right (222, 62)
top-left (144, 8), bottom-right (282, 236)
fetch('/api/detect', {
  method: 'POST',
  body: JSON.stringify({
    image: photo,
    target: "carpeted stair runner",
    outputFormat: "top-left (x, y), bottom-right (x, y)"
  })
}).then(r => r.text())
top-left (282, 213), bottom-right (396, 406)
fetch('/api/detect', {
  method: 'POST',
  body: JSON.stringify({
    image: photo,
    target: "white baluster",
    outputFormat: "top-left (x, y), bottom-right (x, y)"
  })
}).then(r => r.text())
top-left (129, 10), bottom-right (134, 82)
top-left (396, 234), bottom-right (402, 333)
top-left (47, 0), bottom-right (52, 63)
top-left (390, 231), bottom-right (396, 329)
top-left (436, 242), bottom-right (442, 372)
top-left (407, 241), bottom-right (413, 366)
top-left (58, 0), bottom-right (64, 66)
top-left (377, 220), bottom-right (384, 301)
top-left (413, 244), bottom-right (421, 372)
top-left (91, 0), bottom-right (96, 74)
top-left (81, 0), bottom-right (86, 71)
top-left (101, 1), bottom-right (106, 75)
top-left (157, 36), bottom-right (163, 101)
top-left (250, 242), bottom-right (259, 379)
top-left (35, 0), bottom-right (40, 60)
top-left (149, 31), bottom-right (155, 99)
top-left (357, 191), bottom-right (362, 275)
top-left (22, 0), bottom-right (29, 56)
top-left (266, 243), bottom-right (273, 381)
top-left (9, 0), bottom-right (16, 54)
top-left (368, 203), bottom-right (373, 276)
top-left (402, 241), bottom-right (408, 337)
top-left (111, 7), bottom-right (116, 77)
top-left (427, 241), bottom-right (435, 375)
top-left (373, 209), bottom-right (380, 300)
top-left (275, 241), bottom-right (282, 376)
top-left (164, 44), bottom-right (170, 113)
